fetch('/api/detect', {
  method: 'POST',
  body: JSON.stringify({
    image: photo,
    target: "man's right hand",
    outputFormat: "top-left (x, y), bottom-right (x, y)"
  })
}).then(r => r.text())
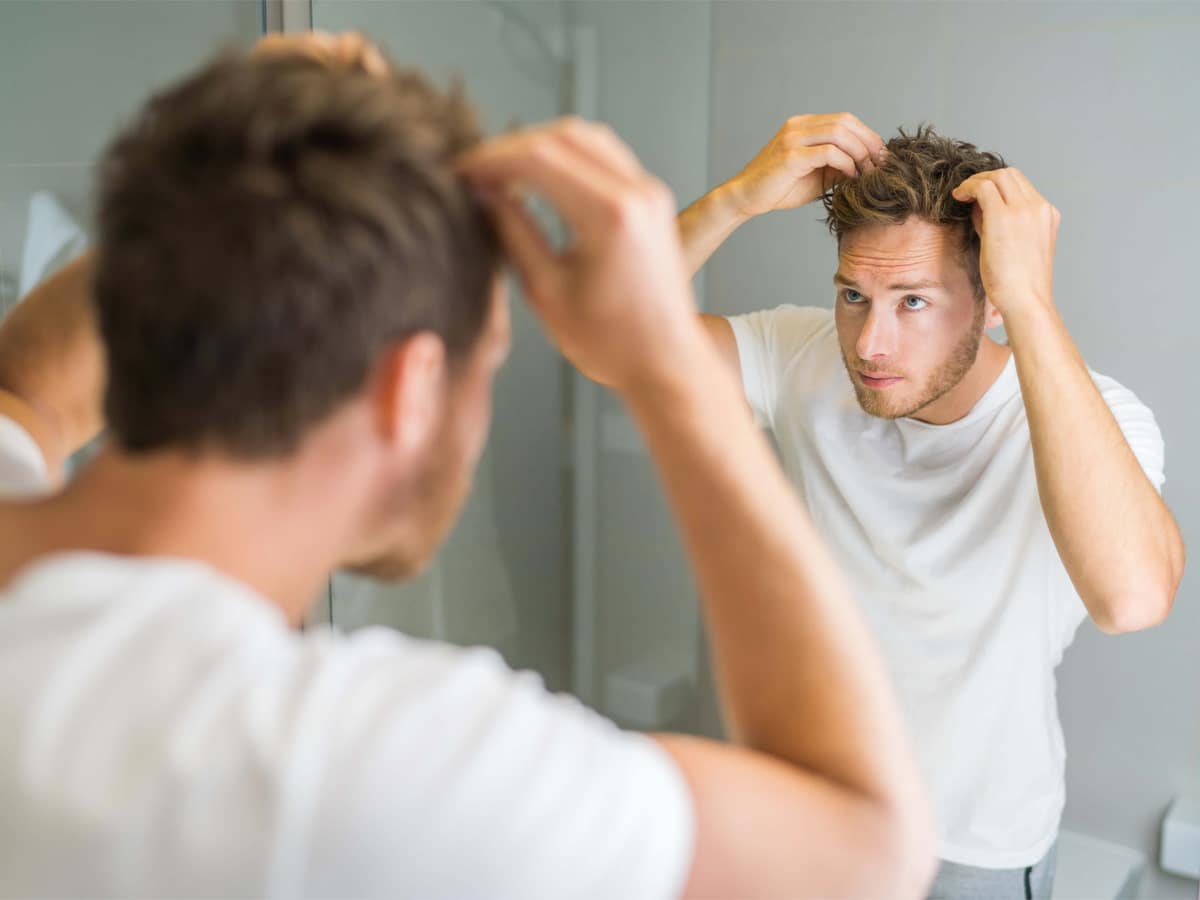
top-left (677, 113), bottom-right (886, 280)
top-left (458, 118), bottom-right (703, 395)
top-left (723, 112), bottom-right (887, 218)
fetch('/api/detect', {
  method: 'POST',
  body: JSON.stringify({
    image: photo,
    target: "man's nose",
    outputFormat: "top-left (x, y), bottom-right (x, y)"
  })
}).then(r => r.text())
top-left (856, 307), bottom-right (897, 361)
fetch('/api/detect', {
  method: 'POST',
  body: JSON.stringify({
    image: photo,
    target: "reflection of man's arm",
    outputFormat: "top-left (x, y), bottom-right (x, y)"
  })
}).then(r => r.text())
top-left (954, 169), bottom-right (1185, 634)
top-left (1012, 300), bottom-right (1183, 632)
top-left (678, 186), bottom-right (752, 279)
top-left (678, 113), bottom-right (886, 279)
top-left (681, 115), bottom-right (885, 387)
top-left (0, 252), bottom-right (105, 481)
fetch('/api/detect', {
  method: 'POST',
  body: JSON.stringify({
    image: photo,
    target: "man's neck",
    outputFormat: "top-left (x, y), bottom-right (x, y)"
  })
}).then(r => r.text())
top-left (1, 444), bottom-right (371, 626)
top-left (910, 336), bottom-right (1013, 426)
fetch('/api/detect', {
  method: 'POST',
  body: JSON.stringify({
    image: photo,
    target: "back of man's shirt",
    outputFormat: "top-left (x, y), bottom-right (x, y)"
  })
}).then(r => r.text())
top-left (0, 416), bottom-right (694, 898)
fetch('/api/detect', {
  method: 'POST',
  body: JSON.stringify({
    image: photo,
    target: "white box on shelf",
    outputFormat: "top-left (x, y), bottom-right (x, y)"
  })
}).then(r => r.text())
top-left (1161, 793), bottom-right (1200, 879)
top-left (604, 651), bottom-right (692, 729)
top-left (1053, 829), bottom-right (1145, 899)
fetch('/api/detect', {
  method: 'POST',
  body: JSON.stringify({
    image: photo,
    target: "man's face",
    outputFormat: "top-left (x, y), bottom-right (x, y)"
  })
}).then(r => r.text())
top-left (834, 216), bottom-right (986, 420)
top-left (347, 281), bottom-right (512, 579)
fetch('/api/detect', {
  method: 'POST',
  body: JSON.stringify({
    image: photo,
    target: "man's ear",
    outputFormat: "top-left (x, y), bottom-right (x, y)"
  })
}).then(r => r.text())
top-left (983, 297), bottom-right (1004, 331)
top-left (371, 332), bottom-right (448, 458)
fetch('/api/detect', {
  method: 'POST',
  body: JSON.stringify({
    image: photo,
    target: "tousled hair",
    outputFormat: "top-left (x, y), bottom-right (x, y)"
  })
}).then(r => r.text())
top-left (822, 124), bottom-right (1006, 298)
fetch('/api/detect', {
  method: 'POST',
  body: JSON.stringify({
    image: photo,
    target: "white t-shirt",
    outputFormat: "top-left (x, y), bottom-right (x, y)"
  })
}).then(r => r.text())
top-left (0, 414), bottom-right (49, 496)
top-left (728, 305), bottom-right (1165, 869)
top-left (0, 416), bottom-right (694, 898)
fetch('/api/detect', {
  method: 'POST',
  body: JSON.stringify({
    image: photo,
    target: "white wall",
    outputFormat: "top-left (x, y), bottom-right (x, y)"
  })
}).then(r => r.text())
top-left (704, 2), bottom-right (1200, 895)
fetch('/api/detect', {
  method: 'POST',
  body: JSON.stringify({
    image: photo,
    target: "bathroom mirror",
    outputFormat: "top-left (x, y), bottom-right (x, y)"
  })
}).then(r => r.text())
top-left (305, 4), bottom-right (1199, 896)
top-left (1, 2), bottom-right (1196, 896)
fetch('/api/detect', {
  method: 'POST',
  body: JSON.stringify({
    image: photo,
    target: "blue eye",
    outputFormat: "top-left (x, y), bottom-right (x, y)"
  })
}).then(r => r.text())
top-left (843, 289), bottom-right (865, 304)
top-left (903, 296), bottom-right (928, 311)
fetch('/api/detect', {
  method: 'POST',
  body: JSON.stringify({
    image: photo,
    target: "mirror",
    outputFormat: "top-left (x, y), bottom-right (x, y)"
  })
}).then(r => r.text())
top-left (2, 2), bottom-right (1195, 896)
top-left (304, 4), bottom-right (1198, 896)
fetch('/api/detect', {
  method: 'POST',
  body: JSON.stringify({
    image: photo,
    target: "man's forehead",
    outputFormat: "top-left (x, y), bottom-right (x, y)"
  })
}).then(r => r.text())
top-left (836, 219), bottom-right (965, 284)
top-left (840, 217), bottom-right (958, 259)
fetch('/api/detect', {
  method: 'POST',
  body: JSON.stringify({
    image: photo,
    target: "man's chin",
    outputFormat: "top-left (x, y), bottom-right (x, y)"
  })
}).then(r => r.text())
top-left (852, 387), bottom-right (914, 420)
top-left (341, 553), bottom-right (426, 582)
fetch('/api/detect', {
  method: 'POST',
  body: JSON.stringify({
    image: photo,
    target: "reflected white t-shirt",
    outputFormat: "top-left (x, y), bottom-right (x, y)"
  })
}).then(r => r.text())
top-left (728, 305), bottom-right (1165, 869)
top-left (0, 415), bottom-right (694, 898)
top-left (0, 415), bottom-right (49, 496)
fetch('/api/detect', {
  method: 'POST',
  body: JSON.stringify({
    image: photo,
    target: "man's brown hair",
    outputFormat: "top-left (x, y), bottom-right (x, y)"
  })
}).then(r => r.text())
top-left (822, 124), bottom-right (1005, 298)
top-left (95, 43), bottom-right (500, 458)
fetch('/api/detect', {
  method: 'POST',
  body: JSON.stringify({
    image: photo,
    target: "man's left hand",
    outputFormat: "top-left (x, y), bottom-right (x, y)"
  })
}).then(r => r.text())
top-left (952, 168), bottom-right (1059, 317)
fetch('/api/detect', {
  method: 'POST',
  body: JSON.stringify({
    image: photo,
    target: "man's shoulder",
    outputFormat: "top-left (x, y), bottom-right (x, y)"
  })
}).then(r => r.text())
top-left (1088, 367), bottom-right (1144, 399)
top-left (1087, 368), bottom-right (1159, 423)
top-left (727, 303), bottom-right (833, 332)
top-left (725, 304), bottom-right (837, 360)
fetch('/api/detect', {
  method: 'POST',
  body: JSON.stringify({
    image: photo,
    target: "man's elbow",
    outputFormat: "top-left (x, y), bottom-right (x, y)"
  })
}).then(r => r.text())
top-left (1092, 581), bottom-right (1178, 634)
top-left (1091, 532), bottom-right (1184, 635)
top-left (869, 803), bottom-right (939, 900)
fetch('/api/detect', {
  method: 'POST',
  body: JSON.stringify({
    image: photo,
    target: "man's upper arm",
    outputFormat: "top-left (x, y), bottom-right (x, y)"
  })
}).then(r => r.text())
top-left (0, 252), bottom-right (103, 477)
top-left (1092, 373), bottom-right (1165, 492)
top-left (699, 313), bottom-right (742, 388)
top-left (701, 305), bottom-right (833, 431)
top-left (654, 734), bottom-right (924, 899)
top-left (1052, 375), bottom-right (1170, 642)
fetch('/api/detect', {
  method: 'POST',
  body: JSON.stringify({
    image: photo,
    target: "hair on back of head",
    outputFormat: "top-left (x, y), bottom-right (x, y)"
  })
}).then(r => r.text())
top-left (95, 43), bottom-right (500, 458)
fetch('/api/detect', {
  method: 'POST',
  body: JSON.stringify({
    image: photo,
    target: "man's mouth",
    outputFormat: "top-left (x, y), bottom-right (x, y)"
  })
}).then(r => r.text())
top-left (858, 371), bottom-right (904, 388)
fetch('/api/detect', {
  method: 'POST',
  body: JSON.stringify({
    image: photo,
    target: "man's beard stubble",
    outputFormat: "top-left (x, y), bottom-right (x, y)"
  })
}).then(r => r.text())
top-left (844, 301), bottom-right (986, 420)
top-left (341, 424), bottom-right (473, 582)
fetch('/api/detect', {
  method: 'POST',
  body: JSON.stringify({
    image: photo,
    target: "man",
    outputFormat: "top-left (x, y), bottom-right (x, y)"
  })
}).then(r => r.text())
top-left (0, 35), bottom-right (936, 897)
top-left (680, 114), bottom-right (1185, 898)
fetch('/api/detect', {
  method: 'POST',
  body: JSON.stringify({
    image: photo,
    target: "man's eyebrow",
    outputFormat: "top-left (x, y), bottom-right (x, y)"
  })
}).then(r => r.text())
top-left (833, 274), bottom-right (944, 292)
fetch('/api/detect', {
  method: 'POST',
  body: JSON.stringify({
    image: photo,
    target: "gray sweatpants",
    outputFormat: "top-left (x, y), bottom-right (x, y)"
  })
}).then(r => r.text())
top-left (927, 843), bottom-right (1057, 900)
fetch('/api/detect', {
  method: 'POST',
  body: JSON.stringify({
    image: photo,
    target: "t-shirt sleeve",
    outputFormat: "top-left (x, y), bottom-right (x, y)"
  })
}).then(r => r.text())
top-left (303, 630), bottom-right (695, 899)
top-left (1093, 373), bottom-right (1165, 494)
top-left (724, 305), bottom-right (832, 430)
top-left (1056, 374), bottom-right (1166, 642)
top-left (0, 414), bottom-right (50, 498)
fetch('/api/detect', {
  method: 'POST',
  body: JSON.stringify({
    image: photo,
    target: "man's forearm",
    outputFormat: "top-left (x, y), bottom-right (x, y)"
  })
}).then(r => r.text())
top-left (1006, 300), bottom-right (1184, 632)
top-left (678, 184), bottom-right (750, 279)
top-left (621, 324), bottom-right (925, 816)
top-left (0, 252), bottom-right (105, 474)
